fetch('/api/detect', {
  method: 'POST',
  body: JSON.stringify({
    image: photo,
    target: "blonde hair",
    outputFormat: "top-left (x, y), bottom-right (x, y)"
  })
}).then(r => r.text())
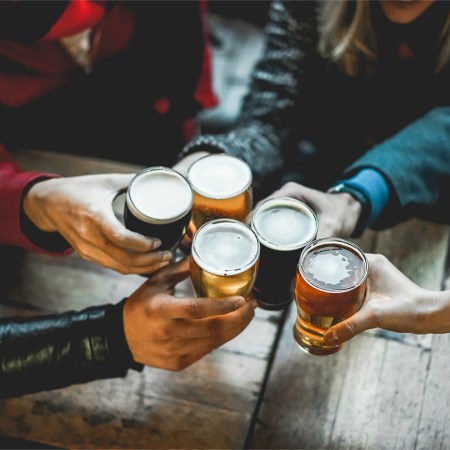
top-left (318, 0), bottom-right (450, 76)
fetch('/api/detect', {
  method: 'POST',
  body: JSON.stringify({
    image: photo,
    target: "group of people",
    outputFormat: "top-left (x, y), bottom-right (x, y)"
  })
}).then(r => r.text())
top-left (1, 0), bottom-right (449, 398)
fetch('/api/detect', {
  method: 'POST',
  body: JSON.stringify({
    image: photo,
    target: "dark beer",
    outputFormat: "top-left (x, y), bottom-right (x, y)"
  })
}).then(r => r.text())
top-left (124, 167), bottom-right (193, 251)
top-left (190, 219), bottom-right (260, 298)
top-left (187, 154), bottom-right (252, 235)
top-left (250, 197), bottom-right (318, 310)
top-left (294, 238), bottom-right (368, 355)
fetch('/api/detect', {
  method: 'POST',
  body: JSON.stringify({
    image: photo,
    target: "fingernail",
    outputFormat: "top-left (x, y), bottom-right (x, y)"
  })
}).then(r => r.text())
top-left (234, 297), bottom-right (246, 308)
top-left (250, 299), bottom-right (258, 310)
top-left (324, 329), bottom-right (338, 344)
top-left (151, 239), bottom-right (162, 249)
top-left (163, 252), bottom-right (173, 261)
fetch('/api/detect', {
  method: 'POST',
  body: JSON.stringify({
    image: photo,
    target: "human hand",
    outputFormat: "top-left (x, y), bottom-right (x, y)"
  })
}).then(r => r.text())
top-left (324, 253), bottom-right (449, 345)
top-left (123, 258), bottom-right (257, 370)
top-left (23, 174), bottom-right (172, 274)
top-left (172, 150), bottom-right (211, 177)
top-left (268, 182), bottom-right (362, 238)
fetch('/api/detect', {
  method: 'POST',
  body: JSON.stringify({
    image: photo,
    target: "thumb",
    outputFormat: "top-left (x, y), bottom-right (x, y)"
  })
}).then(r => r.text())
top-left (323, 308), bottom-right (375, 345)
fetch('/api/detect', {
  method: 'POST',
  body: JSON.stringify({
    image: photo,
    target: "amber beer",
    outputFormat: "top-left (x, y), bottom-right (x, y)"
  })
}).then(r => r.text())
top-left (251, 197), bottom-right (318, 310)
top-left (190, 219), bottom-right (260, 298)
top-left (187, 154), bottom-right (252, 235)
top-left (294, 238), bottom-right (368, 356)
top-left (124, 167), bottom-right (193, 251)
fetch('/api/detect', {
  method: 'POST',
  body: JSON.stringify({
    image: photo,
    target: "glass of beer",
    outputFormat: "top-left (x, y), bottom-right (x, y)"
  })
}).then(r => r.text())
top-left (250, 197), bottom-right (318, 310)
top-left (124, 167), bottom-right (193, 251)
top-left (294, 238), bottom-right (368, 356)
top-left (190, 218), bottom-right (260, 298)
top-left (187, 154), bottom-right (253, 235)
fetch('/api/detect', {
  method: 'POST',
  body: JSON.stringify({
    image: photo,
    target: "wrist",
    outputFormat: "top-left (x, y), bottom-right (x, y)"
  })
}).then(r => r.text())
top-left (419, 290), bottom-right (450, 334)
top-left (327, 183), bottom-right (371, 237)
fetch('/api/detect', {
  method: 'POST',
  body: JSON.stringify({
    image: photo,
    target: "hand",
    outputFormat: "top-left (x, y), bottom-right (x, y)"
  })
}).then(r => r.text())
top-left (123, 258), bottom-right (257, 371)
top-left (23, 174), bottom-right (172, 275)
top-left (269, 182), bottom-right (362, 238)
top-left (172, 151), bottom-right (211, 177)
top-left (324, 253), bottom-right (450, 345)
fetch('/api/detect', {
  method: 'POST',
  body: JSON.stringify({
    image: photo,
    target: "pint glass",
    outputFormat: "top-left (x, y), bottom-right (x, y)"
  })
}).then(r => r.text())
top-left (187, 154), bottom-right (253, 235)
top-left (124, 167), bottom-right (193, 251)
top-left (250, 197), bottom-right (318, 310)
top-left (190, 218), bottom-right (260, 298)
top-left (294, 238), bottom-right (368, 356)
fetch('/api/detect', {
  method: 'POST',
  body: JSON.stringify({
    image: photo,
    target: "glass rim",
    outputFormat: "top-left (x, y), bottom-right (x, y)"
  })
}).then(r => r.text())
top-left (126, 166), bottom-right (193, 224)
top-left (298, 237), bottom-right (368, 293)
top-left (191, 218), bottom-right (260, 276)
top-left (187, 154), bottom-right (252, 200)
top-left (251, 196), bottom-right (318, 252)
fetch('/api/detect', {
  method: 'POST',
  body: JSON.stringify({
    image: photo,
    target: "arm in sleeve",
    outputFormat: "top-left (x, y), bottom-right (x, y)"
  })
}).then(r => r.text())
top-left (181, 1), bottom-right (319, 188)
top-left (0, 144), bottom-right (71, 254)
top-left (0, 300), bottom-right (142, 398)
top-left (343, 106), bottom-right (450, 227)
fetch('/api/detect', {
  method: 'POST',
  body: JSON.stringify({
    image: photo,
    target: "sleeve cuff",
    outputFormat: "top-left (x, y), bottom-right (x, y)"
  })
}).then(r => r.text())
top-left (338, 168), bottom-right (391, 226)
top-left (104, 299), bottom-right (144, 373)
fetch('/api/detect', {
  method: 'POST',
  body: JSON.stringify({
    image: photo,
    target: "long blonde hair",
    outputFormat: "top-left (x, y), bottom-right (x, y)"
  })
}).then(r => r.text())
top-left (318, 0), bottom-right (450, 76)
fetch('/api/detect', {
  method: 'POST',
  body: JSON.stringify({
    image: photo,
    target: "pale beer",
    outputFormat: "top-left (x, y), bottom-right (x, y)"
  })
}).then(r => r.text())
top-left (190, 219), bottom-right (260, 298)
top-left (294, 238), bottom-right (368, 355)
top-left (187, 154), bottom-right (252, 235)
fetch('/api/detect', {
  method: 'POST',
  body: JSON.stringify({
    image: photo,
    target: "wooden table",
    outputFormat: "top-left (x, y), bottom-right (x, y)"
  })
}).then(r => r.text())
top-left (0, 150), bottom-right (449, 449)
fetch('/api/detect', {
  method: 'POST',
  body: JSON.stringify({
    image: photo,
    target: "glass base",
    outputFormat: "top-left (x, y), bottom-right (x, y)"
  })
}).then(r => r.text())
top-left (293, 324), bottom-right (342, 356)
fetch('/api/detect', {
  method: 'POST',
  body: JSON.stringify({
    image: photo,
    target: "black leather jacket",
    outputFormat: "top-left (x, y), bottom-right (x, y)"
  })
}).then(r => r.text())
top-left (0, 299), bottom-right (142, 398)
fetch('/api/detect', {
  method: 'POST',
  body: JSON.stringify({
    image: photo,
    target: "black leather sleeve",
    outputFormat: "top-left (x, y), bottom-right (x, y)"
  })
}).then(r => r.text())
top-left (0, 300), bottom-right (143, 398)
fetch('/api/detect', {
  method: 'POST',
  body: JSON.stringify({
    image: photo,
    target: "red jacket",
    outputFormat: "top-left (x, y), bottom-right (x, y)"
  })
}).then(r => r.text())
top-left (0, 0), bottom-right (216, 253)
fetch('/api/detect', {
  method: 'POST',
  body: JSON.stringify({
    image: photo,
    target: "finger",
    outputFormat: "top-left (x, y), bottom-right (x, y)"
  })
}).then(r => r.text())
top-left (97, 207), bottom-right (163, 252)
top-left (74, 241), bottom-right (172, 275)
top-left (323, 308), bottom-right (376, 345)
top-left (151, 294), bottom-right (250, 320)
top-left (146, 257), bottom-right (190, 286)
top-left (156, 305), bottom-right (256, 370)
top-left (169, 300), bottom-right (257, 339)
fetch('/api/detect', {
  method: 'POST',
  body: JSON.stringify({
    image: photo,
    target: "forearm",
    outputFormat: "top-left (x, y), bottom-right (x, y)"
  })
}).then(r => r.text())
top-left (420, 289), bottom-right (450, 334)
top-left (0, 301), bottom-right (141, 398)
top-left (182, 1), bottom-right (319, 187)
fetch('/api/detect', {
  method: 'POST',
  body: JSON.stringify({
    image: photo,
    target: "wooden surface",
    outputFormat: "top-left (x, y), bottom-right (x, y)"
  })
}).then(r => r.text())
top-left (1, 149), bottom-right (449, 449)
top-left (250, 222), bottom-right (450, 450)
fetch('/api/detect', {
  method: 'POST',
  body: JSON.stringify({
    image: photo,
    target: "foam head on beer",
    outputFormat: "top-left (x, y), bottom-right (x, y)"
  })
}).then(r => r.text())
top-left (192, 219), bottom-right (259, 276)
top-left (188, 154), bottom-right (252, 199)
top-left (302, 244), bottom-right (367, 291)
top-left (252, 197), bottom-right (318, 250)
top-left (127, 167), bottom-right (192, 223)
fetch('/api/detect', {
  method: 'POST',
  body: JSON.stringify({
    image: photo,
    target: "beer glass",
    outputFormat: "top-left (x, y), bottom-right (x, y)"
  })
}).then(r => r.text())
top-left (190, 218), bottom-right (260, 298)
top-left (124, 167), bottom-right (193, 251)
top-left (251, 197), bottom-right (318, 310)
top-left (294, 237), bottom-right (368, 356)
top-left (187, 154), bottom-right (253, 235)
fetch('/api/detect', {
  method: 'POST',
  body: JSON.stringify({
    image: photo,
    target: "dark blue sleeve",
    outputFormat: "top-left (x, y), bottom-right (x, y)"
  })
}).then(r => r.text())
top-left (343, 107), bottom-right (450, 228)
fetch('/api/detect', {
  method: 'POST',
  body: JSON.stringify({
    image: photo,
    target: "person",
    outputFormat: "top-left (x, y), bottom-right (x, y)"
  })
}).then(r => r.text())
top-left (0, 0), bottom-right (217, 166)
top-left (179, 0), bottom-right (450, 239)
top-left (0, 143), bottom-right (174, 274)
top-left (322, 253), bottom-right (450, 345)
top-left (0, 256), bottom-right (257, 399)
top-left (0, 0), bottom-right (218, 273)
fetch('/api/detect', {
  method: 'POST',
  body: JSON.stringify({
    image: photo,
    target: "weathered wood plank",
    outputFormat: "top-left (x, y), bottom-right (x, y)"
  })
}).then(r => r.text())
top-left (251, 219), bottom-right (450, 449)
top-left (0, 149), bottom-right (284, 449)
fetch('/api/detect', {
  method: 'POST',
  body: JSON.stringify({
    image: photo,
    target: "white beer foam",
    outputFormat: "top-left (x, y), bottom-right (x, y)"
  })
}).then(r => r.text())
top-left (188, 154), bottom-right (251, 199)
top-left (304, 249), bottom-right (364, 290)
top-left (130, 170), bottom-right (192, 221)
top-left (194, 221), bottom-right (259, 275)
top-left (255, 206), bottom-right (316, 248)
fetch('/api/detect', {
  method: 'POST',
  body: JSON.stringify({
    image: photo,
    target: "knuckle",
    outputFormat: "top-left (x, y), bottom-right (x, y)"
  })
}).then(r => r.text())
top-left (186, 300), bottom-right (202, 319)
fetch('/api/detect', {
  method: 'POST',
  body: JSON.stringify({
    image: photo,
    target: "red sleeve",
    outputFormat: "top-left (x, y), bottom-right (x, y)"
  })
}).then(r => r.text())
top-left (0, 144), bottom-right (71, 255)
